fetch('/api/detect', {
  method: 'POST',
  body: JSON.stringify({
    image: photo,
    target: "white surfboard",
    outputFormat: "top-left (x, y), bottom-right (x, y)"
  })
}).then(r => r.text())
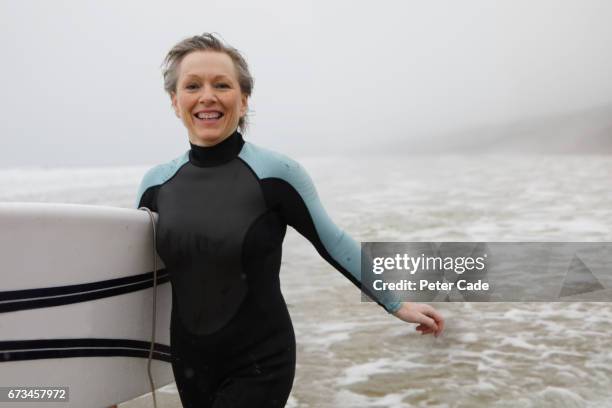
top-left (0, 202), bottom-right (173, 408)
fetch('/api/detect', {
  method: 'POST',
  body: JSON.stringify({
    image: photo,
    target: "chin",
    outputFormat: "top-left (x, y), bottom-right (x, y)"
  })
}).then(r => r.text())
top-left (193, 132), bottom-right (225, 146)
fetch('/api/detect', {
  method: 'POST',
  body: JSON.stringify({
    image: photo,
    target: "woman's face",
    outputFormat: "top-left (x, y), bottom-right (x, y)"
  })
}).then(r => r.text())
top-left (171, 50), bottom-right (247, 146)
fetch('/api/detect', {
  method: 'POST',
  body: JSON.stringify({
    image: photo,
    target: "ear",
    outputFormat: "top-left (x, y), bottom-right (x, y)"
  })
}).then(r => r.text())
top-left (171, 92), bottom-right (180, 118)
top-left (240, 94), bottom-right (248, 117)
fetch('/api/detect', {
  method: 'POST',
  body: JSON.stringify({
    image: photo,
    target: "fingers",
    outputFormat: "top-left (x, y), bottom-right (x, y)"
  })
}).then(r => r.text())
top-left (423, 306), bottom-right (445, 327)
top-left (416, 310), bottom-right (445, 337)
top-left (435, 314), bottom-right (445, 335)
top-left (431, 309), bottom-right (445, 330)
top-left (413, 317), bottom-right (438, 338)
top-left (419, 316), bottom-right (438, 332)
top-left (397, 303), bottom-right (445, 337)
top-left (416, 325), bottom-right (434, 335)
top-left (421, 306), bottom-right (445, 337)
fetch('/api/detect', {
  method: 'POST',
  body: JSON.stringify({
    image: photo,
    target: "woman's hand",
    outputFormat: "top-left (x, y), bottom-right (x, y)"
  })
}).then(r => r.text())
top-left (392, 302), bottom-right (444, 337)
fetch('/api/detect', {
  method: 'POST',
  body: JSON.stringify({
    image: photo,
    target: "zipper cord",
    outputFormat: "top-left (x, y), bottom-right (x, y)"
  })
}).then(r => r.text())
top-left (138, 207), bottom-right (158, 408)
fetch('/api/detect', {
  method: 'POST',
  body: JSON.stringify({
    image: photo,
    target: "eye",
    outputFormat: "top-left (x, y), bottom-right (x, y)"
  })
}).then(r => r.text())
top-left (215, 83), bottom-right (230, 89)
top-left (186, 83), bottom-right (199, 90)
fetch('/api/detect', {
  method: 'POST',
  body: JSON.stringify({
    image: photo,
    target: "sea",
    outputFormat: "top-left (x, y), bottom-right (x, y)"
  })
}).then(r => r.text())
top-left (1, 154), bottom-right (611, 408)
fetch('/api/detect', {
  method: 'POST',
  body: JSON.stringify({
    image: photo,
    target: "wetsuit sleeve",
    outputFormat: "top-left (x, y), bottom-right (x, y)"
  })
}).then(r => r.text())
top-left (134, 165), bottom-right (162, 210)
top-left (262, 159), bottom-right (402, 314)
top-left (134, 152), bottom-right (190, 210)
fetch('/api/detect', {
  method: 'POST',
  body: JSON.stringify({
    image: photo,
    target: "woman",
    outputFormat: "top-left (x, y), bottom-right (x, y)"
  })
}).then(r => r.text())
top-left (135, 33), bottom-right (444, 408)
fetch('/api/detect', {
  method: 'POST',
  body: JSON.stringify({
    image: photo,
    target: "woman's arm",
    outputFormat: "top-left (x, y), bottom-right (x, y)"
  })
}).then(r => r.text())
top-left (275, 160), bottom-right (444, 335)
top-left (238, 144), bottom-right (445, 336)
top-left (257, 160), bottom-right (402, 314)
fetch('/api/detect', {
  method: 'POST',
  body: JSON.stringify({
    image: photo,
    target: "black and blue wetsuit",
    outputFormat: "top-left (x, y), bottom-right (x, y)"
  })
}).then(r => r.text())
top-left (135, 129), bottom-right (401, 407)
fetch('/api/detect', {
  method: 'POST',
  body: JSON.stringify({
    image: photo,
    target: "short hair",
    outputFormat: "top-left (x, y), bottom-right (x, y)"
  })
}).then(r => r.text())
top-left (162, 33), bottom-right (254, 133)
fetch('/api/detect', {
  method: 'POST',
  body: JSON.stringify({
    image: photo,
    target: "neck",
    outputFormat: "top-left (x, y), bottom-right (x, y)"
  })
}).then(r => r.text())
top-left (188, 129), bottom-right (244, 167)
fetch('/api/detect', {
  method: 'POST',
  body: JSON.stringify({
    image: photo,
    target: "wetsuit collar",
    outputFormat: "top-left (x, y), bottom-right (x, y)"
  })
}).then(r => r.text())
top-left (188, 129), bottom-right (245, 167)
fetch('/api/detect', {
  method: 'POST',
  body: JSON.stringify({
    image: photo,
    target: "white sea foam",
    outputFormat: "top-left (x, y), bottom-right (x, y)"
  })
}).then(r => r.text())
top-left (336, 356), bottom-right (430, 386)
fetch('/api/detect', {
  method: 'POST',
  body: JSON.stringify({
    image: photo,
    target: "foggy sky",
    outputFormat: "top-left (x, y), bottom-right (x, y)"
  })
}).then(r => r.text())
top-left (1, 0), bottom-right (612, 168)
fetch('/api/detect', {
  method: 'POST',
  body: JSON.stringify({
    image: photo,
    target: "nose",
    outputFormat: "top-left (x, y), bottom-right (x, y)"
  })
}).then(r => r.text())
top-left (198, 84), bottom-right (217, 105)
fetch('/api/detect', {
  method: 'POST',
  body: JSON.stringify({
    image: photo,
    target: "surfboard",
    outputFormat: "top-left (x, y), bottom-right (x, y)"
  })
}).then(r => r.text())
top-left (0, 202), bottom-right (173, 408)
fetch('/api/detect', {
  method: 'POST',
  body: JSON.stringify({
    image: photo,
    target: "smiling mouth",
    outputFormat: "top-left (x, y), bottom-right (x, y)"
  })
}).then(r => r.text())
top-left (194, 112), bottom-right (224, 121)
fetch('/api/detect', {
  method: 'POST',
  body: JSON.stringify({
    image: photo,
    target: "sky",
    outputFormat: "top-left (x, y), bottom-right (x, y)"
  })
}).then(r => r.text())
top-left (1, 0), bottom-right (612, 167)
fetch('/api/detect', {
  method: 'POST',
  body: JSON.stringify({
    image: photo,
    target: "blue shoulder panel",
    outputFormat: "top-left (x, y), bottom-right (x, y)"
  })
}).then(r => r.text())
top-left (134, 151), bottom-right (189, 208)
top-left (239, 142), bottom-right (401, 313)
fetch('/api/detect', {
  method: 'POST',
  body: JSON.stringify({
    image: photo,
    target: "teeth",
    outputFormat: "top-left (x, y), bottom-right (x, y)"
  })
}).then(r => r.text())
top-left (196, 112), bottom-right (222, 119)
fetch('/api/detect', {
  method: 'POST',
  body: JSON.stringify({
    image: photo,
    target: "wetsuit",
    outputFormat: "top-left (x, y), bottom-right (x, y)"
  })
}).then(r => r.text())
top-left (135, 129), bottom-right (401, 407)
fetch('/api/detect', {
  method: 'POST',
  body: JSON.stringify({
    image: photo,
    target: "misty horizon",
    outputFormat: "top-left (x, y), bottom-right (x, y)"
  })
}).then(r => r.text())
top-left (2, 1), bottom-right (612, 167)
